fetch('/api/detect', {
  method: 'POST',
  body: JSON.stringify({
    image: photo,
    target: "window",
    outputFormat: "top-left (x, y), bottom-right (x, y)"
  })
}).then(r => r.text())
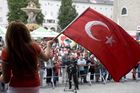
top-left (50, 27), bottom-right (55, 31)
top-left (0, 7), bottom-right (2, 12)
top-left (45, 3), bottom-right (47, 6)
top-left (121, 7), bottom-right (127, 15)
top-left (0, 17), bottom-right (3, 22)
top-left (44, 27), bottom-right (48, 30)
top-left (136, 32), bottom-right (140, 41)
top-left (47, 19), bottom-right (55, 23)
top-left (45, 11), bottom-right (47, 15)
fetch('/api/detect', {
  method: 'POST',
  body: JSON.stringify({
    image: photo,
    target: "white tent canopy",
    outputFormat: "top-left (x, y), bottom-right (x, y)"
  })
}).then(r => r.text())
top-left (0, 26), bottom-right (6, 37)
top-left (0, 26), bottom-right (6, 46)
top-left (31, 27), bottom-right (59, 38)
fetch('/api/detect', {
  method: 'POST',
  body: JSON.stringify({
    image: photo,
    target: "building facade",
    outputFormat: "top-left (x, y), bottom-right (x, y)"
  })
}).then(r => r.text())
top-left (40, 0), bottom-right (113, 31)
top-left (0, 0), bottom-right (8, 27)
top-left (113, 0), bottom-right (140, 38)
top-left (0, 0), bottom-right (113, 31)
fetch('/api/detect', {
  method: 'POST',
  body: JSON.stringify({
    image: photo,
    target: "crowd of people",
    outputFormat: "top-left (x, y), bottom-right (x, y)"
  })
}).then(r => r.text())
top-left (36, 39), bottom-right (140, 89)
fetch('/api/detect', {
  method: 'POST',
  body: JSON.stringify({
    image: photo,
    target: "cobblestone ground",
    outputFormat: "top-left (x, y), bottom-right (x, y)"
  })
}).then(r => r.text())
top-left (1, 73), bottom-right (140, 93)
top-left (1, 79), bottom-right (140, 93)
top-left (40, 79), bottom-right (140, 93)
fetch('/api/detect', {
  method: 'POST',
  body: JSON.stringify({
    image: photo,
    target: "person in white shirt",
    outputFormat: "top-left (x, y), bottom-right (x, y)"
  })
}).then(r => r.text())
top-left (77, 54), bottom-right (88, 83)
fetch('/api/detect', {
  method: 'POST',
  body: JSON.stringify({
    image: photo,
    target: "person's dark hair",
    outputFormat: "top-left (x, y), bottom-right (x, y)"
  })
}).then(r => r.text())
top-left (5, 20), bottom-right (38, 76)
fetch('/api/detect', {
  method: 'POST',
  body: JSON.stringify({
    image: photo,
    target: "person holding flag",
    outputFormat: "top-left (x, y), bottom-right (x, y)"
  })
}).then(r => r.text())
top-left (0, 20), bottom-right (54, 93)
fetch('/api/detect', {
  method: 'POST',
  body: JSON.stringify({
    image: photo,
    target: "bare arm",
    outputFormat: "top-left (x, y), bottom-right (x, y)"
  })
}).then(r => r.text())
top-left (1, 62), bottom-right (11, 83)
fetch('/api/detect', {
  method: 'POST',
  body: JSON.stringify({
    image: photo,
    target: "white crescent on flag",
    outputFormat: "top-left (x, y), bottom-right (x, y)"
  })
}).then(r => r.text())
top-left (85, 20), bottom-right (110, 41)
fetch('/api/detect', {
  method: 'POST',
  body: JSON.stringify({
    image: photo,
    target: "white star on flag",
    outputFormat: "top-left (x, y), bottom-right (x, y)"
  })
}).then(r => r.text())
top-left (105, 36), bottom-right (115, 46)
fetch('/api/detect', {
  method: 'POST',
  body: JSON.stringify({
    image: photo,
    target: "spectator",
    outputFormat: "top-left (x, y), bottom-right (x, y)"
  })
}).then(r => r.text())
top-left (137, 61), bottom-right (140, 78)
top-left (132, 64), bottom-right (138, 80)
top-left (38, 59), bottom-right (46, 87)
top-left (67, 56), bottom-right (79, 90)
top-left (77, 54), bottom-right (88, 83)
top-left (88, 55), bottom-right (95, 81)
top-left (0, 62), bottom-right (5, 91)
top-left (53, 54), bottom-right (61, 86)
top-left (94, 58), bottom-right (101, 82)
top-left (61, 48), bottom-right (70, 83)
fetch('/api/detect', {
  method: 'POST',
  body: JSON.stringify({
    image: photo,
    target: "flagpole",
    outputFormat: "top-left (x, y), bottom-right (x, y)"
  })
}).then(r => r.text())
top-left (53, 7), bottom-right (90, 41)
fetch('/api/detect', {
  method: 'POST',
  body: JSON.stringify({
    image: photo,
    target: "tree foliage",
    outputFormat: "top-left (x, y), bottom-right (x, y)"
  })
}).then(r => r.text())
top-left (7, 0), bottom-right (44, 24)
top-left (58, 0), bottom-right (78, 31)
top-left (7, 0), bottom-right (28, 23)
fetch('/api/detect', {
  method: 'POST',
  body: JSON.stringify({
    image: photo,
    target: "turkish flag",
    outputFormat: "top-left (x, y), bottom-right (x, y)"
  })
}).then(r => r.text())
top-left (62, 7), bottom-right (140, 81)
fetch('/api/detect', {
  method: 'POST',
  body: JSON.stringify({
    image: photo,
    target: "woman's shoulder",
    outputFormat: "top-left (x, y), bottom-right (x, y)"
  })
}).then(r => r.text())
top-left (31, 42), bottom-right (41, 54)
top-left (31, 42), bottom-right (40, 48)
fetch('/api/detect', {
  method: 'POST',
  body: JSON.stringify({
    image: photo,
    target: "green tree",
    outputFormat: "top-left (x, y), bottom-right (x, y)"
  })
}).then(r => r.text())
top-left (58, 0), bottom-right (78, 31)
top-left (7, 0), bottom-right (44, 24)
top-left (7, 0), bottom-right (28, 23)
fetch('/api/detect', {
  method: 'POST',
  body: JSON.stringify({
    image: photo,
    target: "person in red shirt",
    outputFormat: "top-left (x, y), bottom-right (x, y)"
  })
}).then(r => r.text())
top-left (0, 20), bottom-right (53, 93)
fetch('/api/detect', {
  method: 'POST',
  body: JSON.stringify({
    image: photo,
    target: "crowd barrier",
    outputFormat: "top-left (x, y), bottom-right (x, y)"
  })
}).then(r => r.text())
top-left (40, 64), bottom-right (140, 88)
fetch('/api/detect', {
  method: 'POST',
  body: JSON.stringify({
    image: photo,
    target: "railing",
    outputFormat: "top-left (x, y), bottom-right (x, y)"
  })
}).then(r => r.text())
top-left (40, 64), bottom-right (139, 88)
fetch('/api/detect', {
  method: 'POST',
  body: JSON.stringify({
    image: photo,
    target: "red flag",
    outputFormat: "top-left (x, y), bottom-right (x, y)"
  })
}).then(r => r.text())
top-left (63, 7), bottom-right (140, 81)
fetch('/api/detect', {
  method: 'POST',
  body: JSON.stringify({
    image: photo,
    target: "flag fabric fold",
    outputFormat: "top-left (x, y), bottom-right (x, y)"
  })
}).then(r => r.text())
top-left (62, 7), bottom-right (140, 81)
